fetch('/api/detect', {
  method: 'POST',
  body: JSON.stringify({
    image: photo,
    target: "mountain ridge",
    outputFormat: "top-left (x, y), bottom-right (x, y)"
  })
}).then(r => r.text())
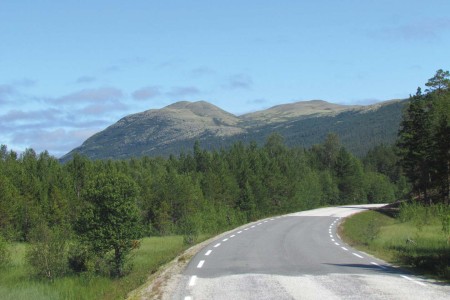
top-left (61, 99), bottom-right (406, 161)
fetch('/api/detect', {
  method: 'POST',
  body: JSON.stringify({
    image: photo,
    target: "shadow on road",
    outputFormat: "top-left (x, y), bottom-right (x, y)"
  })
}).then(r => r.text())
top-left (323, 263), bottom-right (404, 275)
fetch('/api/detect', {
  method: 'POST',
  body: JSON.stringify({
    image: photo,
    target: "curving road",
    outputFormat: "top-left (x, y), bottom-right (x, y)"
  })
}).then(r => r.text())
top-left (171, 205), bottom-right (450, 299)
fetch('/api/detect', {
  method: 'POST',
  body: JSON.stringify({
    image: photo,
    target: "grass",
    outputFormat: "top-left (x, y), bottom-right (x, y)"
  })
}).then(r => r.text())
top-left (0, 236), bottom-right (190, 300)
top-left (340, 208), bottom-right (450, 281)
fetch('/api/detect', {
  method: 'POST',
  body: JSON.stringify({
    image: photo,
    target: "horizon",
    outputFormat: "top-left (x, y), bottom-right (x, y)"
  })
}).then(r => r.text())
top-left (1, 1), bottom-right (449, 157)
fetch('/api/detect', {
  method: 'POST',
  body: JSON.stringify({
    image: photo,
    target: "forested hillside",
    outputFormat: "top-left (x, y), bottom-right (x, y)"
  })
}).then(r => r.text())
top-left (0, 134), bottom-right (404, 279)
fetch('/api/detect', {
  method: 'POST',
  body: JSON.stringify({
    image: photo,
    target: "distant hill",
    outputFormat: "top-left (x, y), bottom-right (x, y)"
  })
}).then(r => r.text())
top-left (61, 99), bottom-right (406, 161)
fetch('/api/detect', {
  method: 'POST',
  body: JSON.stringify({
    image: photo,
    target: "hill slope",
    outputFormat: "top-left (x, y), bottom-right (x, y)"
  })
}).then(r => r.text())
top-left (61, 99), bottom-right (406, 161)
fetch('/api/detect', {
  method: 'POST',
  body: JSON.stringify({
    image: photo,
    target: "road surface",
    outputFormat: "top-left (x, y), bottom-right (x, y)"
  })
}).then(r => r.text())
top-left (171, 205), bottom-right (450, 299)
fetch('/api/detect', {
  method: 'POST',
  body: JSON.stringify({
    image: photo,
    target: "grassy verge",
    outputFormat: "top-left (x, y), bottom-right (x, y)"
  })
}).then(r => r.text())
top-left (0, 236), bottom-right (194, 300)
top-left (339, 209), bottom-right (450, 281)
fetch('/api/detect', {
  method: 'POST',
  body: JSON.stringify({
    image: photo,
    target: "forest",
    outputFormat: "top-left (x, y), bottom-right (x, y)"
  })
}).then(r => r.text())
top-left (0, 134), bottom-right (401, 279)
top-left (0, 69), bottom-right (448, 281)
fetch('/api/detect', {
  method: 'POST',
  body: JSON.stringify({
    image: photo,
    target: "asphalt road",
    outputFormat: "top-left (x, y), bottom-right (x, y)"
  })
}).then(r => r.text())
top-left (171, 205), bottom-right (450, 299)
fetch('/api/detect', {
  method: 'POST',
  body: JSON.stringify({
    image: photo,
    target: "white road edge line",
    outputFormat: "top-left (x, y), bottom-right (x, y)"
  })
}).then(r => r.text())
top-left (352, 253), bottom-right (363, 258)
top-left (222, 238), bottom-right (228, 242)
top-left (197, 260), bottom-right (205, 268)
top-left (341, 246), bottom-right (348, 251)
top-left (334, 242), bottom-right (340, 246)
top-left (238, 231), bottom-right (242, 234)
top-left (205, 250), bottom-right (212, 256)
top-left (189, 276), bottom-right (197, 286)
top-left (370, 262), bottom-right (387, 269)
top-left (214, 243), bottom-right (221, 248)
top-left (401, 275), bottom-right (427, 286)
top-left (331, 239), bottom-right (335, 242)
top-left (230, 235), bottom-right (235, 238)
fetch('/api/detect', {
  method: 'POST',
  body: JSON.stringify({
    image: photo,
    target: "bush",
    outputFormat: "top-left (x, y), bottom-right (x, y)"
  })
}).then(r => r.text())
top-left (0, 235), bottom-right (10, 268)
top-left (26, 224), bottom-right (69, 280)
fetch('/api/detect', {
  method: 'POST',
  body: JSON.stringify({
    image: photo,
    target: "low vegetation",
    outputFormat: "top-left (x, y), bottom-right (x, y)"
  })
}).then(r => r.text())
top-left (0, 236), bottom-right (186, 300)
top-left (340, 203), bottom-right (450, 281)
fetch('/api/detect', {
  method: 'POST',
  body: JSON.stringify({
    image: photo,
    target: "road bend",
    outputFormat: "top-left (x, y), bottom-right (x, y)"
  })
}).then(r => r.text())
top-left (172, 204), bottom-right (450, 300)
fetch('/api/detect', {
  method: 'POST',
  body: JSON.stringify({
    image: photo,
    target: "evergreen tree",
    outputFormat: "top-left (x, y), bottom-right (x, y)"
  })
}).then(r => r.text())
top-left (397, 88), bottom-right (433, 202)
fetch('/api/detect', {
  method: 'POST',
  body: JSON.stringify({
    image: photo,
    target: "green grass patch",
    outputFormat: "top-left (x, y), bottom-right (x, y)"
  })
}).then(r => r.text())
top-left (340, 209), bottom-right (450, 281)
top-left (0, 236), bottom-right (189, 300)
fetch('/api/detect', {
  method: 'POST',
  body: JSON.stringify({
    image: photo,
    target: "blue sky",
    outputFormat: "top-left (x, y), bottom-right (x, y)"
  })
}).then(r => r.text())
top-left (1, 1), bottom-right (449, 157)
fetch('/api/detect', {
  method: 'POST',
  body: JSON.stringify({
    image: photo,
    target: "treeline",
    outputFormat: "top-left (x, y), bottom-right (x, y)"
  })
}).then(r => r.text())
top-left (0, 134), bottom-right (404, 278)
top-left (397, 69), bottom-right (450, 204)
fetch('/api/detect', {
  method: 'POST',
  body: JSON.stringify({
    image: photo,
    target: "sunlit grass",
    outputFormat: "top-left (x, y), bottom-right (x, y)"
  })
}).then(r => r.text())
top-left (0, 236), bottom-right (189, 300)
top-left (340, 209), bottom-right (450, 281)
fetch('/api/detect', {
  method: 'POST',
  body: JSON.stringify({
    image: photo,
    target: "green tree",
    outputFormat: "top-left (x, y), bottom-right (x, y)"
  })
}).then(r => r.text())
top-left (397, 88), bottom-right (433, 202)
top-left (77, 171), bottom-right (141, 277)
top-left (425, 69), bottom-right (450, 94)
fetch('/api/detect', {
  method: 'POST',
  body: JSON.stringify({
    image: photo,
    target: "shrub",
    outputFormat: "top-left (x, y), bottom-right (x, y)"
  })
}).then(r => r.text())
top-left (26, 224), bottom-right (69, 280)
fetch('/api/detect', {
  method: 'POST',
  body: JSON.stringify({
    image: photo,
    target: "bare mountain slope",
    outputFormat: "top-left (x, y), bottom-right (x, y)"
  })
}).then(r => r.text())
top-left (241, 100), bottom-right (360, 124)
top-left (61, 99), bottom-right (406, 161)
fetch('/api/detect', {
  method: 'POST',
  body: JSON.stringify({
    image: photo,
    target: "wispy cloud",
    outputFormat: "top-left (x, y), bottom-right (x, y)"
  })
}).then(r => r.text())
top-left (167, 86), bottom-right (200, 98)
top-left (13, 78), bottom-right (36, 88)
top-left (10, 128), bottom-right (102, 157)
top-left (102, 65), bottom-right (121, 73)
top-left (191, 66), bottom-right (215, 77)
top-left (369, 18), bottom-right (450, 42)
top-left (54, 87), bottom-right (124, 104)
top-left (0, 84), bottom-right (15, 103)
top-left (75, 76), bottom-right (96, 84)
top-left (132, 86), bottom-right (161, 100)
top-left (156, 59), bottom-right (185, 69)
top-left (1, 108), bottom-right (62, 123)
top-left (247, 98), bottom-right (268, 105)
top-left (77, 101), bottom-right (128, 115)
top-left (223, 74), bottom-right (253, 90)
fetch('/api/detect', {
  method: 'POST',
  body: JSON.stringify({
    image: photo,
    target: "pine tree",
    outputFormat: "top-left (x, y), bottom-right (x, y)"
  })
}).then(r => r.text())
top-left (397, 88), bottom-right (433, 202)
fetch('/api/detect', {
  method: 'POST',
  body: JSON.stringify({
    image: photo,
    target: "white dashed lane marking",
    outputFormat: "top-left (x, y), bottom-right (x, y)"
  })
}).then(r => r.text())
top-left (197, 260), bottom-right (205, 268)
top-left (214, 243), bottom-right (221, 248)
top-left (189, 276), bottom-right (197, 286)
top-left (352, 253), bottom-right (363, 258)
top-left (205, 250), bottom-right (212, 256)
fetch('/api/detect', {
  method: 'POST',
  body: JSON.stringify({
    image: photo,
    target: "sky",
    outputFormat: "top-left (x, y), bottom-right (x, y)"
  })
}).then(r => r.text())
top-left (1, 1), bottom-right (449, 158)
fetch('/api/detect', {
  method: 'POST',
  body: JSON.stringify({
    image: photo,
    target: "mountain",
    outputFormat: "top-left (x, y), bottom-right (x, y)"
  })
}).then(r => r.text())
top-left (61, 99), bottom-right (406, 161)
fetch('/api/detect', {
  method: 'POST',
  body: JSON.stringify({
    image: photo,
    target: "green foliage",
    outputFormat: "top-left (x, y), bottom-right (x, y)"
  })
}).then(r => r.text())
top-left (364, 172), bottom-right (396, 204)
top-left (76, 171), bottom-right (141, 277)
top-left (0, 236), bottom-right (188, 300)
top-left (0, 129), bottom-right (402, 285)
top-left (397, 69), bottom-right (450, 203)
top-left (0, 235), bottom-right (11, 268)
top-left (26, 224), bottom-right (69, 280)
